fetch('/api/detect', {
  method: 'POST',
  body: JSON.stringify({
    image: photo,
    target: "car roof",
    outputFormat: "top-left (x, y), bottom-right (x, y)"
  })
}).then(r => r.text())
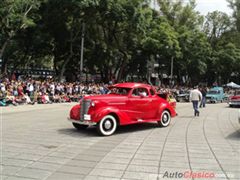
top-left (110, 83), bottom-right (152, 89)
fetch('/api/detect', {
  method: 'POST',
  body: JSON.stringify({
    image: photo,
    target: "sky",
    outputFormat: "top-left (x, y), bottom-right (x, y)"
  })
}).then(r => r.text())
top-left (195, 0), bottom-right (232, 15)
top-left (151, 0), bottom-right (233, 16)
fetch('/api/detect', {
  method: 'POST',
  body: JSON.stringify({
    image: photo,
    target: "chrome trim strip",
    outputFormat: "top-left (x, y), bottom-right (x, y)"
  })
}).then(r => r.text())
top-left (108, 103), bottom-right (126, 105)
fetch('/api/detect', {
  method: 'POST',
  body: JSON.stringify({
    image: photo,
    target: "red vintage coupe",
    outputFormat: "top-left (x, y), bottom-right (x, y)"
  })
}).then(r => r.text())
top-left (68, 83), bottom-right (177, 136)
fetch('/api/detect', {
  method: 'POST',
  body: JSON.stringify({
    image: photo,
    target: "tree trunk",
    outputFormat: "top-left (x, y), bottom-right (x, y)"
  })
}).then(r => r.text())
top-left (59, 27), bottom-right (74, 81)
top-left (104, 66), bottom-right (109, 83)
top-left (53, 56), bottom-right (59, 76)
top-left (59, 58), bottom-right (71, 82)
top-left (117, 59), bottom-right (127, 82)
top-left (1, 59), bottom-right (8, 75)
top-left (117, 50), bottom-right (128, 82)
top-left (0, 39), bottom-right (10, 74)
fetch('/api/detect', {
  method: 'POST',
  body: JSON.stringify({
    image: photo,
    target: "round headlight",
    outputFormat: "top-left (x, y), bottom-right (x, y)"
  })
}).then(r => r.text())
top-left (91, 101), bottom-right (95, 107)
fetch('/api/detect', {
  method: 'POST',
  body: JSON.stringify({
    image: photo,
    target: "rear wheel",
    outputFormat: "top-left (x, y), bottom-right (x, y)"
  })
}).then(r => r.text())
top-left (72, 123), bottom-right (88, 130)
top-left (97, 115), bottom-right (117, 136)
top-left (158, 110), bottom-right (171, 127)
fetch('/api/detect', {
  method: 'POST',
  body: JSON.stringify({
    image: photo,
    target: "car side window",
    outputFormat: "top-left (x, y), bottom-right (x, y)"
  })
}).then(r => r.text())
top-left (132, 88), bottom-right (149, 97)
top-left (132, 89), bottom-right (139, 96)
top-left (150, 88), bottom-right (155, 96)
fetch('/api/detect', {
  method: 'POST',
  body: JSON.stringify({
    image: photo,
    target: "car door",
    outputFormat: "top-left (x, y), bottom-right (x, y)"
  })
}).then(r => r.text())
top-left (127, 87), bottom-right (153, 121)
top-left (148, 88), bottom-right (160, 119)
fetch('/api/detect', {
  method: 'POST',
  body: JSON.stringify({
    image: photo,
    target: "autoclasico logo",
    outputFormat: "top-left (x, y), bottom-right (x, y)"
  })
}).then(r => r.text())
top-left (162, 171), bottom-right (215, 179)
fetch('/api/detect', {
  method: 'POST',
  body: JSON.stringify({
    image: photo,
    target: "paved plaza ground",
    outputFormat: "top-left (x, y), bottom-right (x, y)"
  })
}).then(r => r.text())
top-left (1, 103), bottom-right (239, 180)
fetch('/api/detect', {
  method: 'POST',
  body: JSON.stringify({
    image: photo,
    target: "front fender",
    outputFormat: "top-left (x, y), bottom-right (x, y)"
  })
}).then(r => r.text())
top-left (91, 107), bottom-right (131, 125)
top-left (70, 104), bottom-right (81, 120)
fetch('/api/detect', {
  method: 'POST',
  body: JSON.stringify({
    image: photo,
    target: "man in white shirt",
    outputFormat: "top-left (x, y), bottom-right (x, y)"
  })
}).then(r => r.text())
top-left (189, 86), bottom-right (202, 116)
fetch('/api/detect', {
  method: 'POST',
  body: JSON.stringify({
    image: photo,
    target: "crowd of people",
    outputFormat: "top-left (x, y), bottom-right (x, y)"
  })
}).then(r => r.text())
top-left (0, 74), bottom-right (216, 108)
top-left (0, 76), bottom-right (109, 106)
top-left (0, 74), bottom-right (194, 107)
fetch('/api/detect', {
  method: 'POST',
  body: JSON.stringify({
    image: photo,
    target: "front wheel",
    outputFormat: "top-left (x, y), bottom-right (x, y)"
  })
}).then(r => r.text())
top-left (72, 123), bottom-right (88, 130)
top-left (97, 115), bottom-right (117, 136)
top-left (158, 110), bottom-right (171, 127)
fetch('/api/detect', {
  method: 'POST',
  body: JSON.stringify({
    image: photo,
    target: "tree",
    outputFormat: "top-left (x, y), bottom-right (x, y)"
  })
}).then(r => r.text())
top-left (203, 11), bottom-right (232, 47)
top-left (228, 0), bottom-right (240, 32)
top-left (0, 0), bottom-right (41, 73)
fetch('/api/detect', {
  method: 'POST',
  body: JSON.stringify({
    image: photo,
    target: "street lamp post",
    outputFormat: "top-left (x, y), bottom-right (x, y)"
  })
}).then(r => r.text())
top-left (80, 22), bottom-right (85, 77)
top-left (170, 57), bottom-right (173, 79)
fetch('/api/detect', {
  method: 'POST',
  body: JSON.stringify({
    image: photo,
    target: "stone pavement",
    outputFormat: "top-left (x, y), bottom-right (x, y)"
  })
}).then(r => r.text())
top-left (0, 103), bottom-right (239, 180)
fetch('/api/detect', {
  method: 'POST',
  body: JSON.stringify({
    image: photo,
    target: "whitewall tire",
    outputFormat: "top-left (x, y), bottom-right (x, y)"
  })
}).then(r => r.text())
top-left (158, 110), bottom-right (171, 127)
top-left (97, 115), bottom-right (117, 136)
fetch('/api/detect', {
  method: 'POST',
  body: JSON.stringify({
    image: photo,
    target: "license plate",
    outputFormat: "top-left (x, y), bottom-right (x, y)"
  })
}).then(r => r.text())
top-left (84, 114), bottom-right (91, 121)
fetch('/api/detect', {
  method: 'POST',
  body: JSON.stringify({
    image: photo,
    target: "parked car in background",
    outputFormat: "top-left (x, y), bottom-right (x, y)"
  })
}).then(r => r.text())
top-left (228, 90), bottom-right (240, 107)
top-left (176, 91), bottom-right (190, 102)
top-left (206, 87), bottom-right (225, 103)
top-left (68, 83), bottom-right (177, 136)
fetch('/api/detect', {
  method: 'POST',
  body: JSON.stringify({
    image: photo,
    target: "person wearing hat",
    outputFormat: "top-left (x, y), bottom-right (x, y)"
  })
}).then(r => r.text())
top-left (189, 85), bottom-right (202, 116)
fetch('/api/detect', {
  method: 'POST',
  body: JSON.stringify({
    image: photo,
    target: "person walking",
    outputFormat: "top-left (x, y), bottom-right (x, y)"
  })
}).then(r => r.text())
top-left (199, 86), bottom-right (207, 108)
top-left (190, 86), bottom-right (202, 116)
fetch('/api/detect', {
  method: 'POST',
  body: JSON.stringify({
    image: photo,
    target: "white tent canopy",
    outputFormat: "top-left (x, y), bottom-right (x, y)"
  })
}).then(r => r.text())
top-left (225, 82), bottom-right (240, 88)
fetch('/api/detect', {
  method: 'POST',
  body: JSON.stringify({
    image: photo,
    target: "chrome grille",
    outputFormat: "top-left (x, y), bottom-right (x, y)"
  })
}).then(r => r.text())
top-left (80, 99), bottom-right (91, 120)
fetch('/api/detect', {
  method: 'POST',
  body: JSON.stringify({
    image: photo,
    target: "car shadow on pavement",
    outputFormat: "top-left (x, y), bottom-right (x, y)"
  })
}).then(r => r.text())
top-left (226, 130), bottom-right (240, 140)
top-left (57, 123), bottom-right (159, 137)
top-left (177, 115), bottom-right (193, 119)
top-left (58, 127), bottom-right (99, 137)
top-left (117, 123), bottom-right (158, 134)
top-left (226, 105), bottom-right (240, 108)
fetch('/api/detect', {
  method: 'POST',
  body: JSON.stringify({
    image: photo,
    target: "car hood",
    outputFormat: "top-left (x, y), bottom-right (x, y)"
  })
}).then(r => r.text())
top-left (83, 94), bottom-right (128, 101)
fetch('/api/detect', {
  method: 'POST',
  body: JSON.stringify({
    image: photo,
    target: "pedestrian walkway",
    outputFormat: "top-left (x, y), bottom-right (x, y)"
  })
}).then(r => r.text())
top-left (1, 103), bottom-right (239, 179)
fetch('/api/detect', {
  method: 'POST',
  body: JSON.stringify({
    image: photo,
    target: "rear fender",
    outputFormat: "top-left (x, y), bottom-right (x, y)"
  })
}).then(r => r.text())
top-left (159, 103), bottom-right (177, 117)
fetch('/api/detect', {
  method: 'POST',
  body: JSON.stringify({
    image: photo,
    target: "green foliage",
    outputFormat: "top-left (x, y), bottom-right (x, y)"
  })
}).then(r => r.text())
top-left (1, 0), bottom-right (239, 84)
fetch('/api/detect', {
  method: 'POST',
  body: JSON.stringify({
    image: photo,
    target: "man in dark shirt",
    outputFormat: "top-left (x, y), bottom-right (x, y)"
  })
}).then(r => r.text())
top-left (199, 87), bottom-right (207, 108)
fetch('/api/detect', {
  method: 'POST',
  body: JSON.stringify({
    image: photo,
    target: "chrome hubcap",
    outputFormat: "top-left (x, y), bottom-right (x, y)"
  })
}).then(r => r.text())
top-left (163, 114), bottom-right (168, 123)
top-left (104, 120), bottom-right (112, 130)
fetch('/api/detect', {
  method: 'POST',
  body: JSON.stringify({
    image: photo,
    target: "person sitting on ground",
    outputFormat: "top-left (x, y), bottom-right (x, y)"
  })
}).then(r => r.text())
top-left (6, 90), bottom-right (17, 106)
top-left (61, 93), bottom-right (71, 103)
top-left (43, 93), bottom-right (51, 104)
top-left (52, 94), bottom-right (61, 103)
top-left (0, 92), bottom-right (7, 106)
top-left (24, 93), bottom-right (34, 105)
top-left (15, 95), bottom-right (25, 105)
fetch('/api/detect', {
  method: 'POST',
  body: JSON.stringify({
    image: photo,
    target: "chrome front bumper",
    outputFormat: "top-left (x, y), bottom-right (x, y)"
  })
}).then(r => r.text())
top-left (67, 118), bottom-right (97, 126)
top-left (229, 101), bottom-right (240, 106)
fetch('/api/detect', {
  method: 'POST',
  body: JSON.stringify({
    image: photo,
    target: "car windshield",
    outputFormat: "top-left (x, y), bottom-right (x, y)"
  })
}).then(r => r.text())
top-left (208, 90), bottom-right (219, 94)
top-left (108, 87), bottom-right (131, 96)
